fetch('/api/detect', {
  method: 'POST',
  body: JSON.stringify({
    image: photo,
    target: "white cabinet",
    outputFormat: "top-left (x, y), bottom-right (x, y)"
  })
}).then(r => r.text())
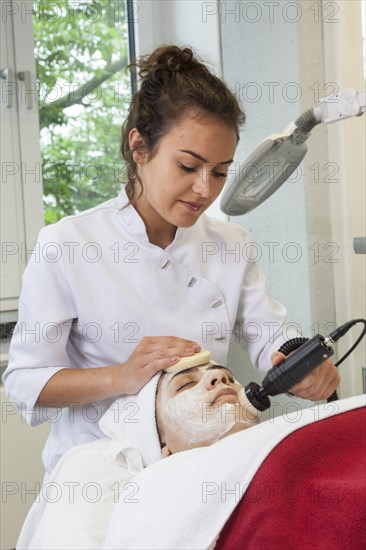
top-left (1, 0), bottom-right (44, 314)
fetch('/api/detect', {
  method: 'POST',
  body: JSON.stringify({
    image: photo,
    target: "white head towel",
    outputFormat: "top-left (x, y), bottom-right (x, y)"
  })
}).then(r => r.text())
top-left (98, 373), bottom-right (162, 467)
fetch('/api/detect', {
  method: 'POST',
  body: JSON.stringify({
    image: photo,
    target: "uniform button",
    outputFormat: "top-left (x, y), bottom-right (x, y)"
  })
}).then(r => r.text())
top-left (161, 259), bottom-right (170, 269)
top-left (211, 300), bottom-right (223, 309)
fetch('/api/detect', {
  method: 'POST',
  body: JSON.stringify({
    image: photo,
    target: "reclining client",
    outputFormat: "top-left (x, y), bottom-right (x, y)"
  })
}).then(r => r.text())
top-left (17, 362), bottom-right (259, 550)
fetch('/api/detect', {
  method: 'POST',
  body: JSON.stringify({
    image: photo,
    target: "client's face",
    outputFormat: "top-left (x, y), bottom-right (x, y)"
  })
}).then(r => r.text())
top-left (156, 363), bottom-right (260, 455)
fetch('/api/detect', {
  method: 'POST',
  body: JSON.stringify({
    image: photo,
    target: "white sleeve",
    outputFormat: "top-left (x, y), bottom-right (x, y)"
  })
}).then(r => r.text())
top-left (2, 225), bottom-right (77, 426)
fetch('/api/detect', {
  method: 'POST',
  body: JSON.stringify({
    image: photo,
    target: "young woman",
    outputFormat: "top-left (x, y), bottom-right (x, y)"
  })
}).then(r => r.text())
top-left (3, 45), bottom-right (339, 475)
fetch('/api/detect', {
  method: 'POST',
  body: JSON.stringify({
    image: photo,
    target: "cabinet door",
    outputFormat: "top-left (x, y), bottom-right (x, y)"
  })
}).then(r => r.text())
top-left (1, 0), bottom-right (44, 313)
top-left (1, 4), bottom-right (26, 311)
top-left (13, 2), bottom-right (44, 257)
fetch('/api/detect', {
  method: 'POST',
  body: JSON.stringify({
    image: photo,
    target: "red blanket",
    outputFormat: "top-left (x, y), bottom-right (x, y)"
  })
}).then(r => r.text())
top-left (217, 407), bottom-right (366, 550)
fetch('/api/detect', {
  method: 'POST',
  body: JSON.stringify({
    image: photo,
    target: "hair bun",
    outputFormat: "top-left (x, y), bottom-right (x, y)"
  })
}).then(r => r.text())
top-left (137, 45), bottom-right (198, 80)
top-left (164, 46), bottom-right (194, 73)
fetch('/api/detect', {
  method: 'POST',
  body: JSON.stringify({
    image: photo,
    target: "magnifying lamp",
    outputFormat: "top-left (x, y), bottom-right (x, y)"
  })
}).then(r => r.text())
top-left (220, 87), bottom-right (366, 216)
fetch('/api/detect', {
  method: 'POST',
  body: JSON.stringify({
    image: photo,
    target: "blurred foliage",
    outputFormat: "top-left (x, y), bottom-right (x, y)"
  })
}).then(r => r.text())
top-left (33, 0), bottom-right (131, 223)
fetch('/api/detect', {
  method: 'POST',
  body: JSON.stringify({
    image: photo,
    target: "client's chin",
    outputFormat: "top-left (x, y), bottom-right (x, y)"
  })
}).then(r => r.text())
top-left (213, 394), bottom-right (239, 406)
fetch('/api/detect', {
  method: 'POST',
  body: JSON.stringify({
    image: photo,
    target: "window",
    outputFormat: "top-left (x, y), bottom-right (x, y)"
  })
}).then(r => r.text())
top-left (1, 0), bottom-right (133, 313)
top-left (33, 0), bottom-right (132, 223)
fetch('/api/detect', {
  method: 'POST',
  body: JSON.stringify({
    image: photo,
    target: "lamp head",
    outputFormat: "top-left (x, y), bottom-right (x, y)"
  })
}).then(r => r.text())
top-left (220, 130), bottom-right (308, 216)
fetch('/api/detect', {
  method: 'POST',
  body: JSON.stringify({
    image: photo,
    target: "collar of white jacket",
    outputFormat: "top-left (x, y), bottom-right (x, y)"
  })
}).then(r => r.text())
top-left (99, 373), bottom-right (162, 467)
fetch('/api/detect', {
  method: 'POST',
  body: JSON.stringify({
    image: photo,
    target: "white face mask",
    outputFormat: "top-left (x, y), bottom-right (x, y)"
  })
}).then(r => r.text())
top-left (158, 364), bottom-right (260, 449)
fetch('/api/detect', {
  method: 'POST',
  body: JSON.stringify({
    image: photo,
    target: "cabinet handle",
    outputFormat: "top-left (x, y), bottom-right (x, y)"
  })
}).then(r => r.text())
top-left (17, 70), bottom-right (34, 110)
top-left (0, 68), bottom-right (16, 109)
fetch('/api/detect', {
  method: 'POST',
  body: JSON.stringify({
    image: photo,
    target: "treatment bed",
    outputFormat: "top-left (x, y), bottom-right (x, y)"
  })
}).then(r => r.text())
top-left (18, 395), bottom-right (365, 549)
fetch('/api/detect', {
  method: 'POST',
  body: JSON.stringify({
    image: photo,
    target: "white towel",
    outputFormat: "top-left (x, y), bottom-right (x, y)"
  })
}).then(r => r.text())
top-left (99, 372), bottom-right (162, 467)
top-left (102, 394), bottom-right (366, 550)
top-left (17, 375), bottom-right (163, 550)
top-left (16, 438), bottom-right (136, 550)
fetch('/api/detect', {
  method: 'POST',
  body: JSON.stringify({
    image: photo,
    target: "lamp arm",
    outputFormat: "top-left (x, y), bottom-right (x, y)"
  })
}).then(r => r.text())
top-left (314, 87), bottom-right (366, 125)
top-left (285, 88), bottom-right (366, 141)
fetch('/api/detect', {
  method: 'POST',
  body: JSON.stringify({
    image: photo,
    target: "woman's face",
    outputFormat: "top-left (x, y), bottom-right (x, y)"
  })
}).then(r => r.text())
top-left (129, 110), bottom-right (237, 243)
top-left (156, 364), bottom-right (260, 455)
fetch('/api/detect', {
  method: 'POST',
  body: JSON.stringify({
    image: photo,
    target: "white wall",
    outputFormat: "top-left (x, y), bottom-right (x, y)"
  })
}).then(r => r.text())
top-left (135, 0), bottom-right (221, 66)
top-left (323, 0), bottom-right (366, 395)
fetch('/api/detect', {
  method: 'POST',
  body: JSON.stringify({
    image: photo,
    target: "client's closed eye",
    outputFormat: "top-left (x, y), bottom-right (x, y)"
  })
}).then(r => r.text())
top-left (177, 381), bottom-right (196, 392)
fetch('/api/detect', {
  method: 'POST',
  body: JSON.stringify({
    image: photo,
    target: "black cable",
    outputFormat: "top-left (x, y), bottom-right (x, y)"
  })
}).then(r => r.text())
top-left (278, 337), bottom-right (309, 356)
top-left (330, 319), bottom-right (366, 367)
top-left (327, 319), bottom-right (366, 401)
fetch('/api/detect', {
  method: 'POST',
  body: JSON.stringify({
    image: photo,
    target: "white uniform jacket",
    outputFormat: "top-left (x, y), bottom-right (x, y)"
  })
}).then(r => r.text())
top-left (3, 187), bottom-right (293, 473)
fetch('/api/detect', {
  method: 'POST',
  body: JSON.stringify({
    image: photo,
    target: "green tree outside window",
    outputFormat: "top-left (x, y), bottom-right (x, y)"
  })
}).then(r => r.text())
top-left (33, 0), bottom-right (131, 224)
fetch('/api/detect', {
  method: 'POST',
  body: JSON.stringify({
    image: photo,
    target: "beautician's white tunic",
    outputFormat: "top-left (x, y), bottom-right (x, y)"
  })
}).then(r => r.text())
top-left (3, 187), bottom-right (293, 474)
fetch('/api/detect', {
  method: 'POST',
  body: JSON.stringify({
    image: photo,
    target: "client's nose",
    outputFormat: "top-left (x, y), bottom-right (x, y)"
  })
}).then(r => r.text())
top-left (204, 369), bottom-right (229, 389)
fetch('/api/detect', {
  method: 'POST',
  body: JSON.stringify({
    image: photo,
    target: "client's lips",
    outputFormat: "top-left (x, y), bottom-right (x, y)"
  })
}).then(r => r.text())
top-left (212, 388), bottom-right (238, 405)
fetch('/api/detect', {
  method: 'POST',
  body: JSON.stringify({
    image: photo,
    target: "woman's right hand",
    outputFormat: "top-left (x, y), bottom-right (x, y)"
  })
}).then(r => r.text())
top-left (36, 336), bottom-right (201, 408)
top-left (116, 336), bottom-right (201, 394)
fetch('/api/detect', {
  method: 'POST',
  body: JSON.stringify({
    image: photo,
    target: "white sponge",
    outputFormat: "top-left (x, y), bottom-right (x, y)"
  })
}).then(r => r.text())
top-left (164, 349), bottom-right (211, 374)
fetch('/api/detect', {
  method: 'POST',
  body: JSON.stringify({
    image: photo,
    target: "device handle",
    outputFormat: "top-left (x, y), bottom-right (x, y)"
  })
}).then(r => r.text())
top-left (262, 334), bottom-right (334, 396)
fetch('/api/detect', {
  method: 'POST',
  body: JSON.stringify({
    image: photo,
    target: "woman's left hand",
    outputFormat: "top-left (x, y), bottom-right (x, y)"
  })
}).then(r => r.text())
top-left (270, 351), bottom-right (340, 401)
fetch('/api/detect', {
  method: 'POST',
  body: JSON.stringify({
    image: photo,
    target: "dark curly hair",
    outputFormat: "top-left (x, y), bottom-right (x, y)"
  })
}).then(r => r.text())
top-left (120, 45), bottom-right (246, 201)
